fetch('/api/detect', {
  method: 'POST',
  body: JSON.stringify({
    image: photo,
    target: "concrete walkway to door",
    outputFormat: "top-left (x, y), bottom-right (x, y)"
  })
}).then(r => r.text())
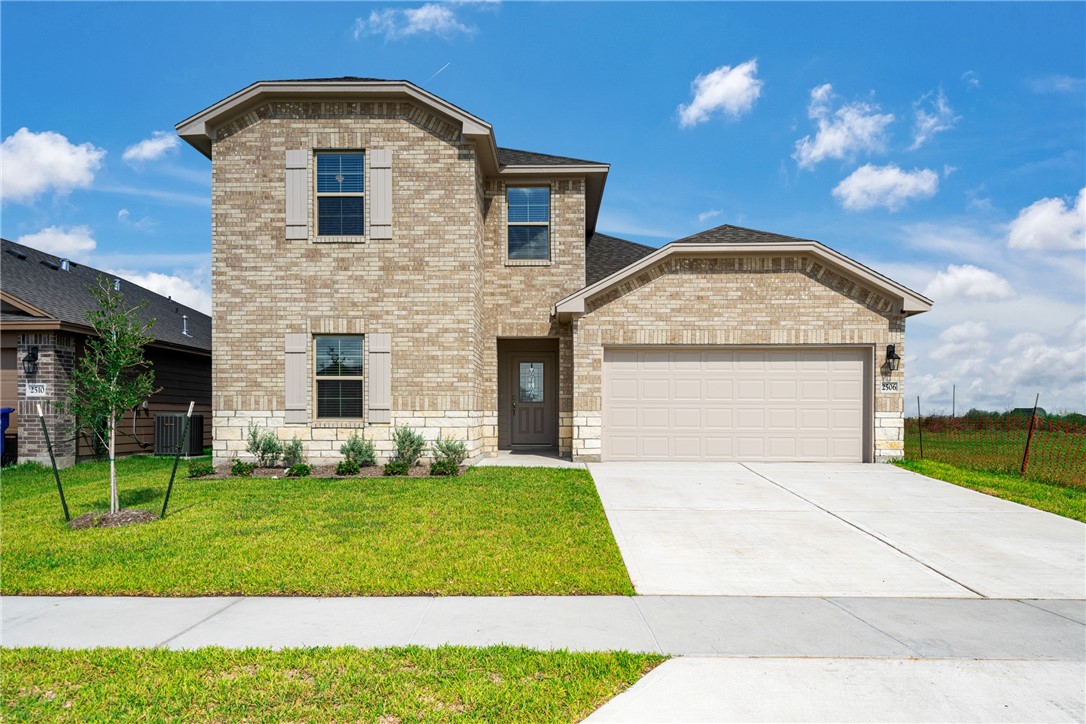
top-left (589, 462), bottom-right (1086, 599)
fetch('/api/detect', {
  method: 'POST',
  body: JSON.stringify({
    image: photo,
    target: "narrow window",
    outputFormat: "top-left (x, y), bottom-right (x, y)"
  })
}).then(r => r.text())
top-left (507, 186), bottom-right (550, 260)
top-left (316, 152), bottom-right (365, 236)
top-left (314, 335), bottom-right (364, 418)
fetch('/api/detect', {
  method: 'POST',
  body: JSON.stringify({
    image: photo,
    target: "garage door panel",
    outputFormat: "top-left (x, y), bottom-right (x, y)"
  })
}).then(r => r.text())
top-left (603, 347), bottom-right (866, 462)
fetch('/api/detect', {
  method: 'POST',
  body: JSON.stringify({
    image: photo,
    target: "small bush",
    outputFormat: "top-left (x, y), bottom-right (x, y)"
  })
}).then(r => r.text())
top-left (286, 463), bottom-right (311, 478)
top-left (384, 460), bottom-right (410, 476)
top-left (340, 431), bottom-right (376, 467)
top-left (430, 459), bottom-right (460, 477)
top-left (231, 459), bottom-right (255, 477)
top-left (336, 459), bottom-right (360, 476)
top-left (432, 435), bottom-right (468, 467)
top-left (282, 436), bottom-right (306, 466)
top-left (246, 422), bottom-right (282, 467)
top-left (392, 425), bottom-right (426, 467)
top-left (187, 459), bottom-right (215, 478)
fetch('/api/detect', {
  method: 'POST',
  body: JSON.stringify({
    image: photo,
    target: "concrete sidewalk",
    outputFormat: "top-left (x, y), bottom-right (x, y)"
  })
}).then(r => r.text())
top-left (3, 595), bottom-right (1083, 658)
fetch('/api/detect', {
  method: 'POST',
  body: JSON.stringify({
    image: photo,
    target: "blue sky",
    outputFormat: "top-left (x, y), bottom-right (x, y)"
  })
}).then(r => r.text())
top-left (2, 2), bottom-right (1084, 413)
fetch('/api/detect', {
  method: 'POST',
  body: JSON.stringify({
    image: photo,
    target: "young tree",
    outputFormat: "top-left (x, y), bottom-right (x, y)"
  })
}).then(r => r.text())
top-left (65, 277), bottom-right (159, 514)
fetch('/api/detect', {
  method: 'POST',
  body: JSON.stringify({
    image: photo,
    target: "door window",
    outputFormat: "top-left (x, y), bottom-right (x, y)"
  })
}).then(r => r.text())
top-left (519, 362), bottom-right (544, 402)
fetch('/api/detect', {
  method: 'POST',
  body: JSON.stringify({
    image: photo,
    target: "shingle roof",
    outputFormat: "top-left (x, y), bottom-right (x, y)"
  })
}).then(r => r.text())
top-left (270, 76), bottom-right (397, 84)
top-left (585, 232), bottom-right (657, 285)
top-left (498, 147), bottom-right (607, 167)
top-left (670, 224), bottom-right (817, 245)
top-left (1, 238), bottom-right (210, 352)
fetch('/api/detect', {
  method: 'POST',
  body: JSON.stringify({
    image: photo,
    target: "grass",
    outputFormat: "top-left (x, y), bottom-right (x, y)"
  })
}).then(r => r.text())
top-left (894, 459), bottom-right (1086, 522)
top-left (1, 646), bottom-right (665, 722)
top-left (0, 456), bottom-right (633, 596)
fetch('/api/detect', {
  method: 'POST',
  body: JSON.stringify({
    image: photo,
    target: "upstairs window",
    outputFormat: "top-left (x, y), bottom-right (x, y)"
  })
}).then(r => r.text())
top-left (315, 335), bottom-right (364, 418)
top-left (507, 186), bottom-right (550, 260)
top-left (317, 152), bottom-right (364, 236)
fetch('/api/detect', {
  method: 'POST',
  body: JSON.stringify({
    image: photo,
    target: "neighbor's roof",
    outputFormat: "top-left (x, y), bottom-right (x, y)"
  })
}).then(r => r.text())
top-left (1, 238), bottom-right (210, 352)
top-left (556, 224), bottom-right (933, 319)
top-left (585, 232), bottom-right (656, 285)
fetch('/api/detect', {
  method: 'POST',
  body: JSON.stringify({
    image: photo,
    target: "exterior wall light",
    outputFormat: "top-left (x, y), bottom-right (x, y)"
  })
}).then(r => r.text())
top-left (22, 346), bottom-right (39, 376)
top-left (885, 344), bottom-right (901, 372)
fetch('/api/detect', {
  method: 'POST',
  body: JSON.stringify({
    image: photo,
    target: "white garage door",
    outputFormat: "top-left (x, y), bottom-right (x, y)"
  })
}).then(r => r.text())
top-left (603, 347), bottom-right (867, 462)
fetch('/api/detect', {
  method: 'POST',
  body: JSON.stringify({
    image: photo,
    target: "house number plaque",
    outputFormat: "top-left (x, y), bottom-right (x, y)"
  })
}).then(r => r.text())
top-left (879, 380), bottom-right (899, 392)
top-left (26, 383), bottom-right (49, 397)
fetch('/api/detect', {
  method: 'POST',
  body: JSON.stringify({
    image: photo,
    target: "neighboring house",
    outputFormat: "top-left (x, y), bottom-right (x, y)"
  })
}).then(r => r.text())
top-left (1, 239), bottom-right (212, 467)
top-left (176, 77), bottom-right (931, 465)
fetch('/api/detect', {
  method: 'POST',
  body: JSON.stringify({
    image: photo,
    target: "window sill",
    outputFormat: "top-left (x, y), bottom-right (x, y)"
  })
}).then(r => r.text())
top-left (504, 258), bottom-right (552, 267)
top-left (313, 420), bottom-right (367, 428)
top-left (313, 236), bottom-right (367, 244)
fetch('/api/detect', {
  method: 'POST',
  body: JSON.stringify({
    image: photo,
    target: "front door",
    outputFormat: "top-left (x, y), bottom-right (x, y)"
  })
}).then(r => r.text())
top-left (510, 353), bottom-right (556, 447)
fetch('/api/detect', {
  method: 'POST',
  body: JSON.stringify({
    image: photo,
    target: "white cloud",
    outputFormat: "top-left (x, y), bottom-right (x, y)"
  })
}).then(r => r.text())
top-left (122, 131), bottom-right (180, 164)
top-left (118, 208), bottom-right (157, 232)
top-left (697, 208), bottom-right (722, 223)
top-left (110, 269), bottom-right (211, 315)
top-left (1027, 75), bottom-right (1085, 95)
top-left (832, 163), bottom-right (938, 211)
top-left (924, 264), bottom-right (1015, 302)
top-left (677, 60), bottom-right (763, 128)
top-left (910, 90), bottom-right (958, 150)
top-left (961, 70), bottom-right (980, 89)
top-left (0, 128), bottom-right (105, 203)
top-left (1006, 188), bottom-right (1085, 251)
top-left (793, 84), bottom-right (894, 169)
top-left (16, 225), bottom-right (97, 260)
top-left (929, 320), bottom-right (990, 361)
top-left (353, 3), bottom-right (474, 40)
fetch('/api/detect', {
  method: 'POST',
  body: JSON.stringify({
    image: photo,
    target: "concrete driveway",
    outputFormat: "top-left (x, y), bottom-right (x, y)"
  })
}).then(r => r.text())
top-left (590, 462), bottom-right (1086, 598)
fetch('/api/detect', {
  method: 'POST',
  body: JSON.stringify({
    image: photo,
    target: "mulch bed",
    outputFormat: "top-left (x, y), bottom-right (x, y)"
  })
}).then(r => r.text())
top-left (194, 464), bottom-right (463, 480)
top-left (69, 509), bottom-right (159, 530)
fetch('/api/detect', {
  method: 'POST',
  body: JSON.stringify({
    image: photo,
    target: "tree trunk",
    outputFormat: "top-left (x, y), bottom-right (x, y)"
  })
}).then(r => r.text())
top-left (109, 413), bottom-right (118, 513)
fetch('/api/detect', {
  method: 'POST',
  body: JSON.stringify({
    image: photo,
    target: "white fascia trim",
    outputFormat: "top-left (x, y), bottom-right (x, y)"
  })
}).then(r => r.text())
top-left (553, 241), bottom-right (933, 319)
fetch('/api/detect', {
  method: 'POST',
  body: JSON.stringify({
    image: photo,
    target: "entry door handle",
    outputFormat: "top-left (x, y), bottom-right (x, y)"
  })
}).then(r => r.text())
top-left (512, 398), bottom-right (517, 416)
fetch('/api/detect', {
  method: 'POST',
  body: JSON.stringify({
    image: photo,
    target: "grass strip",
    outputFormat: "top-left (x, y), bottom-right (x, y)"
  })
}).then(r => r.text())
top-left (894, 459), bottom-right (1086, 522)
top-left (0, 456), bottom-right (633, 596)
top-left (1, 645), bottom-right (664, 722)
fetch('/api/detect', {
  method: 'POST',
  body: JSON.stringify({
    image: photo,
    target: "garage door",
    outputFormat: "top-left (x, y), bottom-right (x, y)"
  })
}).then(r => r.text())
top-left (603, 347), bottom-right (867, 462)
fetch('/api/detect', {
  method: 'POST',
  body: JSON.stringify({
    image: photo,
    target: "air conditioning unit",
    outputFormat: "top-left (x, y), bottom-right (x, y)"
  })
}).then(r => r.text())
top-left (154, 414), bottom-right (204, 456)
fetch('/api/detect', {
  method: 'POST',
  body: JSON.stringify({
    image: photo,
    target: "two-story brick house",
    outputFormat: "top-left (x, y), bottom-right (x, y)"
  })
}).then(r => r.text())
top-left (177, 77), bottom-right (930, 465)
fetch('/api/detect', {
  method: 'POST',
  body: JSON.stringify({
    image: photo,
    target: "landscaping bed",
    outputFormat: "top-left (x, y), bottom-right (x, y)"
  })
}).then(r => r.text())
top-left (0, 456), bottom-right (634, 596)
top-left (2, 646), bottom-right (665, 722)
top-left (195, 463), bottom-right (456, 479)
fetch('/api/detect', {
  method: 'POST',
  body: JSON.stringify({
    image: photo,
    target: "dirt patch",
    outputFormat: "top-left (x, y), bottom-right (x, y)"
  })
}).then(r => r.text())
top-left (68, 509), bottom-right (159, 530)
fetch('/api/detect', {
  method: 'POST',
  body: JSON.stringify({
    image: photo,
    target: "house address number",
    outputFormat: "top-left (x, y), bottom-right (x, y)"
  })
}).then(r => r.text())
top-left (880, 381), bottom-right (899, 392)
top-left (26, 383), bottom-right (49, 397)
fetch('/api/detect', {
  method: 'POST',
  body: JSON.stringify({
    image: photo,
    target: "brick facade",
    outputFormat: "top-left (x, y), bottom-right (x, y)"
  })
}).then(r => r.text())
top-left (16, 333), bottom-right (77, 468)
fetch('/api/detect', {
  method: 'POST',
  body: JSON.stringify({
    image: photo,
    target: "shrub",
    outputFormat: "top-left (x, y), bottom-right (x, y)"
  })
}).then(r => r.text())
top-left (383, 460), bottom-right (410, 476)
top-left (432, 435), bottom-right (468, 467)
top-left (340, 431), bottom-right (376, 466)
top-left (282, 436), bottom-right (306, 466)
top-left (246, 422), bottom-right (282, 467)
top-left (391, 425), bottom-right (426, 467)
top-left (286, 463), bottom-right (311, 478)
top-left (430, 459), bottom-right (460, 477)
top-left (187, 459), bottom-right (215, 478)
top-left (336, 459), bottom-right (361, 476)
top-left (231, 459), bottom-right (255, 477)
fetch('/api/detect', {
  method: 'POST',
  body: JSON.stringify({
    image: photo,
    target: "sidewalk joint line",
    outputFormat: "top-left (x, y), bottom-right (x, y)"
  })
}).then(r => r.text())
top-left (739, 463), bottom-right (987, 598)
top-left (821, 597), bottom-right (923, 657)
top-left (155, 596), bottom-right (246, 648)
top-left (1016, 599), bottom-right (1086, 626)
top-left (406, 597), bottom-right (435, 646)
top-left (631, 598), bottom-right (665, 655)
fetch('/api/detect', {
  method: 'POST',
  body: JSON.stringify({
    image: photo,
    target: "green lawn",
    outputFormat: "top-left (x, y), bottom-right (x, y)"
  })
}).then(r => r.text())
top-left (1, 646), bottom-right (664, 722)
top-left (894, 459), bottom-right (1086, 522)
top-left (0, 456), bottom-right (633, 596)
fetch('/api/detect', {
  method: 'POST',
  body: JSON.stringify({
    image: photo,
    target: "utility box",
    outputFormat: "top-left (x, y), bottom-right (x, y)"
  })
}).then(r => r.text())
top-left (154, 413), bottom-right (204, 456)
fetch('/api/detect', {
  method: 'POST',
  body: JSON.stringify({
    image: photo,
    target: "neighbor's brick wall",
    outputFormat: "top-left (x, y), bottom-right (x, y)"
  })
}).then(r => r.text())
top-left (17, 332), bottom-right (76, 468)
top-left (571, 254), bottom-right (907, 462)
top-left (210, 101), bottom-right (488, 463)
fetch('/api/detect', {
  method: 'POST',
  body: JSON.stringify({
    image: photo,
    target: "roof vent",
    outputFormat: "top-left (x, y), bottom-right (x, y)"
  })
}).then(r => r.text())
top-left (181, 314), bottom-right (192, 337)
top-left (60, 258), bottom-right (70, 271)
top-left (5, 249), bottom-right (27, 261)
top-left (113, 278), bottom-right (121, 292)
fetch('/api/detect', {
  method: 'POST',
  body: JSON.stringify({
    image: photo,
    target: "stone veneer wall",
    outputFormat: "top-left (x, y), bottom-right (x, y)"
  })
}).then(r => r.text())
top-left (17, 332), bottom-right (76, 468)
top-left (571, 255), bottom-right (907, 463)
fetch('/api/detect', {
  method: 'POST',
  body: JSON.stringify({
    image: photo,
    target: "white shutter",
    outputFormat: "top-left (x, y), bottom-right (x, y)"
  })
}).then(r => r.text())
top-left (284, 333), bottom-right (308, 423)
top-left (285, 151), bottom-right (308, 240)
top-left (369, 150), bottom-right (392, 240)
top-left (368, 334), bottom-right (391, 423)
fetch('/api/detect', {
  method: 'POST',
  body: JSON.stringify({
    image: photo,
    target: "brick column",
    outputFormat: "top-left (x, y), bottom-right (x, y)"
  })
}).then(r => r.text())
top-left (17, 333), bottom-right (77, 469)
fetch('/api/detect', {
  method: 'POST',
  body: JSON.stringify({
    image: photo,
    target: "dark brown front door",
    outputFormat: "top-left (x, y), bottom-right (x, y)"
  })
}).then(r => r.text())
top-left (510, 352), bottom-right (556, 446)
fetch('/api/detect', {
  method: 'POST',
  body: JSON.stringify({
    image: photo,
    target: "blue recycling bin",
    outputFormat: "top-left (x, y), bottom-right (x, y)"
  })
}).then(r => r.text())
top-left (0, 407), bottom-right (13, 461)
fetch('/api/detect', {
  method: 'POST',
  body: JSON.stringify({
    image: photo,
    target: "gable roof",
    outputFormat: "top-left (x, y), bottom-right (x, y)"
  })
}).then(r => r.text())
top-left (498, 147), bottom-right (607, 167)
top-left (1, 238), bottom-right (211, 353)
top-left (586, 232), bottom-right (657, 285)
top-left (555, 224), bottom-right (933, 320)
